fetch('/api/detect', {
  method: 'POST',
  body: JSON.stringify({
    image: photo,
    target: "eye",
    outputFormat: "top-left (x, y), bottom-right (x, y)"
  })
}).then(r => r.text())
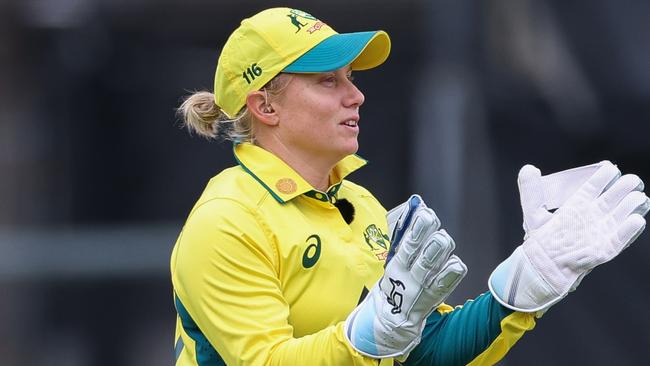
top-left (347, 74), bottom-right (355, 82)
top-left (320, 74), bottom-right (337, 86)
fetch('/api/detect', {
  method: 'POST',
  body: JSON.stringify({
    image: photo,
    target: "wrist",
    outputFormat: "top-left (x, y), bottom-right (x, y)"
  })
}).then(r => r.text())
top-left (488, 246), bottom-right (564, 313)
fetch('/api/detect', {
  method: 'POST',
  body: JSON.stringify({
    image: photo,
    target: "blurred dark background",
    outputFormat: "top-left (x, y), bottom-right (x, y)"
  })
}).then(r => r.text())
top-left (1, 0), bottom-right (649, 364)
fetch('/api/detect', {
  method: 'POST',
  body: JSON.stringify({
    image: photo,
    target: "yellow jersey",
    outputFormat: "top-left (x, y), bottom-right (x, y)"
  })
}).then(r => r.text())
top-left (170, 142), bottom-right (535, 366)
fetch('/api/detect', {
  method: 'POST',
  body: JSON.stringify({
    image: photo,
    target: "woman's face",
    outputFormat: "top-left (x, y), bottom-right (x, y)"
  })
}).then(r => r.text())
top-left (272, 66), bottom-right (365, 165)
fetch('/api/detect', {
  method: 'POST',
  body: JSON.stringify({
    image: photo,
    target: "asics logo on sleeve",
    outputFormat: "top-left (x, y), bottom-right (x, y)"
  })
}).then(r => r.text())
top-left (302, 234), bottom-right (322, 269)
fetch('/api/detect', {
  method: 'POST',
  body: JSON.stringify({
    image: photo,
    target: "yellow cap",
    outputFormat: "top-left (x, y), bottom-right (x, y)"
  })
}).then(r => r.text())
top-left (214, 8), bottom-right (391, 118)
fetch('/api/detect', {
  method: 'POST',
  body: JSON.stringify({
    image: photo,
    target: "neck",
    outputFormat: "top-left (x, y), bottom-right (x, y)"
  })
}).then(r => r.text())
top-left (256, 140), bottom-right (336, 192)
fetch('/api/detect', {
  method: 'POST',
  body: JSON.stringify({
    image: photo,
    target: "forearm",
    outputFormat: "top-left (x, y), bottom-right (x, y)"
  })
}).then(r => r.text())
top-left (175, 291), bottom-right (383, 366)
top-left (404, 292), bottom-right (535, 366)
top-left (266, 323), bottom-right (379, 366)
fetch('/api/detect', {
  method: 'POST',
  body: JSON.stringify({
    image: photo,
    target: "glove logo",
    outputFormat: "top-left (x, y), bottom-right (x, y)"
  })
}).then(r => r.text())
top-left (386, 277), bottom-right (405, 314)
top-left (302, 234), bottom-right (322, 269)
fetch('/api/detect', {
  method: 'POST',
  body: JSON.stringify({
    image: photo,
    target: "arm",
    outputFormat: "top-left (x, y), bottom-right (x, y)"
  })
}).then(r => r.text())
top-left (403, 293), bottom-right (535, 366)
top-left (490, 162), bottom-right (649, 313)
top-left (403, 162), bottom-right (648, 366)
top-left (171, 198), bottom-right (375, 366)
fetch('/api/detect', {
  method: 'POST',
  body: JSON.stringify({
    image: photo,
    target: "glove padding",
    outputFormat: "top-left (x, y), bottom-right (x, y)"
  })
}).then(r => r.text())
top-left (344, 194), bottom-right (467, 359)
top-left (489, 161), bottom-right (650, 313)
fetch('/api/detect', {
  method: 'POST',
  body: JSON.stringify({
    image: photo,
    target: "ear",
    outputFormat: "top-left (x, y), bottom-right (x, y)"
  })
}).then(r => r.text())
top-left (246, 91), bottom-right (278, 126)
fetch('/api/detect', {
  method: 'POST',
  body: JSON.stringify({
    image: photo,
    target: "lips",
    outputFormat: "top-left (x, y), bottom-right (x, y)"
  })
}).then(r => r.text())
top-left (339, 116), bottom-right (360, 127)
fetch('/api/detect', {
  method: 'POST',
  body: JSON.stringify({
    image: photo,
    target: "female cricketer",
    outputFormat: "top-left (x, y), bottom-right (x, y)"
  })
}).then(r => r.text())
top-left (170, 7), bottom-right (649, 366)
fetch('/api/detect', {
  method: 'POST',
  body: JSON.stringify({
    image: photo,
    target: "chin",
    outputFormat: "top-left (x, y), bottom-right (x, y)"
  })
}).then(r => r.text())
top-left (325, 139), bottom-right (359, 162)
top-left (329, 148), bottom-right (357, 164)
top-left (342, 141), bottom-right (359, 156)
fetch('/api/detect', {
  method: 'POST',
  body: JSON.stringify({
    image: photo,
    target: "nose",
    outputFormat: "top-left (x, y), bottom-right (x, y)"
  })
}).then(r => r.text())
top-left (343, 79), bottom-right (365, 109)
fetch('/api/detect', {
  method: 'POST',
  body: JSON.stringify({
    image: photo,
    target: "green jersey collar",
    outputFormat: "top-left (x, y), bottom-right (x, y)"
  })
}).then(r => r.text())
top-left (233, 142), bottom-right (367, 204)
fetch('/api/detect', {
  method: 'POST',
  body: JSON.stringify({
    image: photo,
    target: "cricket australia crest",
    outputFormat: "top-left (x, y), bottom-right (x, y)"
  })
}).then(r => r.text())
top-left (364, 224), bottom-right (389, 261)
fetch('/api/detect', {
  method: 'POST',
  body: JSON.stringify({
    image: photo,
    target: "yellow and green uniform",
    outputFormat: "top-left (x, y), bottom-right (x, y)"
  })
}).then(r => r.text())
top-left (170, 143), bottom-right (535, 366)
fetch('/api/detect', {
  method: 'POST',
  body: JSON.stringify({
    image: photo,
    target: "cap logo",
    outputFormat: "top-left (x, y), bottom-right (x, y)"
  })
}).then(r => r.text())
top-left (287, 9), bottom-right (318, 34)
top-left (307, 22), bottom-right (326, 34)
top-left (289, 9), bottom-right (317, 20)
top-left (276, 178), bottom-right (297, 194)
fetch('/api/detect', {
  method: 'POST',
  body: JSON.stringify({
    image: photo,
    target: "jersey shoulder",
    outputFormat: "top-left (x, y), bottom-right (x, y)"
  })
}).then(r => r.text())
top-left (193, 165), bottom-right (269, 213)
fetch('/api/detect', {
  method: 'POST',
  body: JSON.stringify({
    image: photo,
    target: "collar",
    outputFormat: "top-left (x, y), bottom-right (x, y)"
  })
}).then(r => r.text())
top-left (233, 142), bottom-right (367, 204)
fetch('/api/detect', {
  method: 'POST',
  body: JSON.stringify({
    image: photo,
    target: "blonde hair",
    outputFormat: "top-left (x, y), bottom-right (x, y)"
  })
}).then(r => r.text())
top-left (178, 74), bottom-right (292, 142)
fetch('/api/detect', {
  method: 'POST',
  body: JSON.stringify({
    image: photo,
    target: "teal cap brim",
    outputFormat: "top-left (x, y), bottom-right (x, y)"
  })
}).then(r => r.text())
top-left (283, 31), bottom-right (390, 73)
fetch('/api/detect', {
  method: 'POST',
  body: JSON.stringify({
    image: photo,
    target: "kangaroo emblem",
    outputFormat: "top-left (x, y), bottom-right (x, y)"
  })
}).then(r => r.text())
top-left (287, 14), bottom-right (307, 33)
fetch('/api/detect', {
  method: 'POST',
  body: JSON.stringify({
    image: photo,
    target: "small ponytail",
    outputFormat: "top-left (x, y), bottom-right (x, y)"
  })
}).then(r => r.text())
top-left (178, 91), bottom-right (223, 139)
top-left (177, 74), bottom-right (291, 142)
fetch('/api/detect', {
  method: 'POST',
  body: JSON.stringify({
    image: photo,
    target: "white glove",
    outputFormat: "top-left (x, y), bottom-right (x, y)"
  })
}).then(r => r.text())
top-left (489, 161), bottom-right (650, 313)
top-left (344, 194), bottom-right (467, 359)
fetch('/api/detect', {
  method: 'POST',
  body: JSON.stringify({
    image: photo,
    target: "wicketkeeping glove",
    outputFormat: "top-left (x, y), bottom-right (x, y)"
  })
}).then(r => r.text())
top-left (489, 161), bottom-right (650, 313)
top-left (344, 194), bottom-right (467, 359)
